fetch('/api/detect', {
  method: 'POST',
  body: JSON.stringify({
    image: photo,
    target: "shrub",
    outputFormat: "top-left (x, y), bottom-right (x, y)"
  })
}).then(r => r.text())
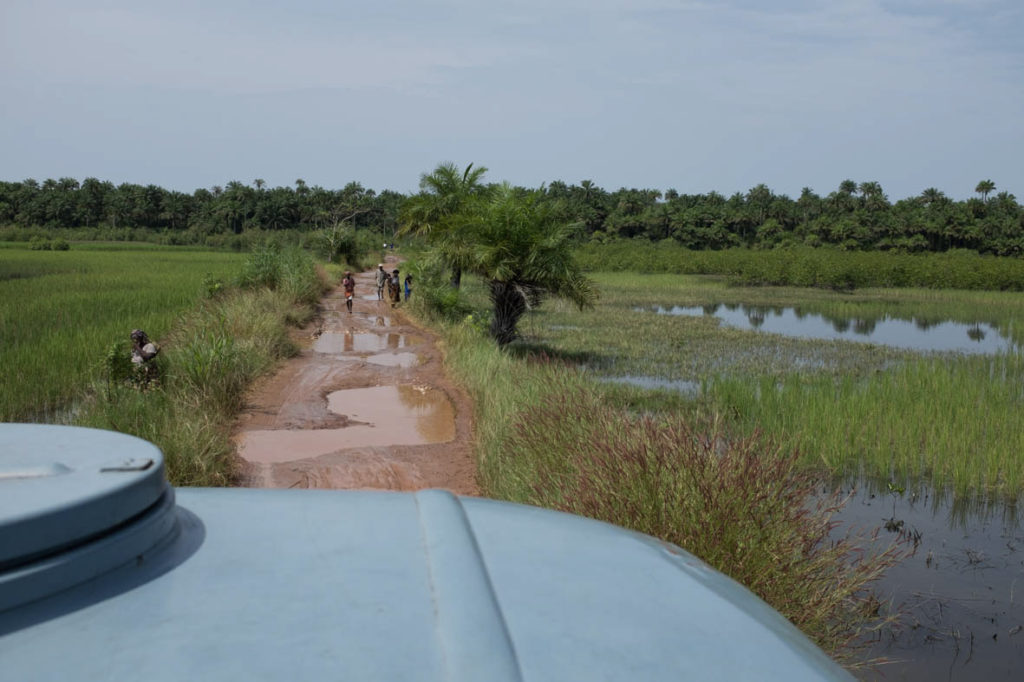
top-left (236, 243), bottom-right (325, 305)
top-left (406, 260), bottom-right (473, 321)
top-left (505, 383), bottom-right (903, 662)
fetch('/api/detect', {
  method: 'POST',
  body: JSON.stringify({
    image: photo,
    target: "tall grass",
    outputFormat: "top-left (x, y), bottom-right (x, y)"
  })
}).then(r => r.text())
top-left (508, 385), bottom-right (902, 661)
top-left (709, 353), bottom-right (1024, 499)
top-left (1, 247), bottom-right (244, 421)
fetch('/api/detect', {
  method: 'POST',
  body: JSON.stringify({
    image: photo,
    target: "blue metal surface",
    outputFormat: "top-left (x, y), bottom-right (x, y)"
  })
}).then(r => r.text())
top-left (0, 423), bottom-right (167, 565)
top-left (0, 425), bottom-right (853, 680)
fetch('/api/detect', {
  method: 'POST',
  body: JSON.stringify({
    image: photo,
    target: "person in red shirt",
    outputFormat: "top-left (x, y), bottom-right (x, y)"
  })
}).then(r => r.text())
top-left (342, 272), bottom-right (355, 313)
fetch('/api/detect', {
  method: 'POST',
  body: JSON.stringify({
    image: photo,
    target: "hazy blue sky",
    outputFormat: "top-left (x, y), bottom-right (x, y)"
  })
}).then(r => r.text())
top-left (2, 0), bottom-right (1021, 199)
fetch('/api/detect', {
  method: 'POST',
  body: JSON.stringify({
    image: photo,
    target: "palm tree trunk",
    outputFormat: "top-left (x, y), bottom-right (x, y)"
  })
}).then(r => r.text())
top-left (489, 280), bottom-right (526, 346)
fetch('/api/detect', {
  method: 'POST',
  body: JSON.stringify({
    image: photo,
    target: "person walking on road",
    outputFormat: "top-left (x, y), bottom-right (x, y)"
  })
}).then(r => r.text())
top-left (388, 269), bottom-right (401, 305)
top-left (375, 264), bottom-right (387, 300)
top-left (342, 271), bottom-right (355, 313)
top-left (404, 273), bottom-right (413, 302)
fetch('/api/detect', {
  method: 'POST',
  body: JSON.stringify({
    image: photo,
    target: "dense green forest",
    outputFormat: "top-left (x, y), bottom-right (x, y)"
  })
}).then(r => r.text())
top-left (1, 176), bottom-right (1021, 255)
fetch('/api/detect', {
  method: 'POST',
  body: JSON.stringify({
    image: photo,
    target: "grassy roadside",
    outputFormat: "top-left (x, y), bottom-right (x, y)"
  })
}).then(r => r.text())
top-left (405, 289), bottom-right (903, 665)
top-left (74, 245), bottom-right (333, 486)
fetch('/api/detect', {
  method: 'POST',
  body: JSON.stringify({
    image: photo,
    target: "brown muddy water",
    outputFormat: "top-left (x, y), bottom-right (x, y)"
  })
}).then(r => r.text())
top-left (238, 384), bottom-right (456, 463)
top-left (365, 352), bottom-right (419, 368)
top-left (834, 482), bottom-right (1024, 680)
top-left (313, 331), bottom-right (423, 353)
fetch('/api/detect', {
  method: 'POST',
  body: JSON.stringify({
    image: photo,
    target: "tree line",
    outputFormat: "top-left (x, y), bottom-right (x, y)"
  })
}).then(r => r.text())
top-left (1, 175), bottom-right (1021, 255)
top-left (543, 179), bottom-right (1023, 256)
top-left (0, 177), bottom-right (403, 243)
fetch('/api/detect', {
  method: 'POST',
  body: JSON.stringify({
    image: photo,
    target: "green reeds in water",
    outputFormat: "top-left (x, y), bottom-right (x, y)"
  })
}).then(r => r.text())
top-left (711, 353), bottom-right (1024, 500)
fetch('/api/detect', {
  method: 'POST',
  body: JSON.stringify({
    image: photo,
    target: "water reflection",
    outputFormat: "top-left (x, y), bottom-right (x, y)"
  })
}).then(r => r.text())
top-left (641, 304), bottom-right (1017, 355)
top-left (829, 480), bottom-right (1024, 681)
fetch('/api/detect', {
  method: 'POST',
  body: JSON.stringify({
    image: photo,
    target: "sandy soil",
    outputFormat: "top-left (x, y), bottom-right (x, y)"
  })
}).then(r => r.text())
top-left (233, 256), bottom-right (479, 495)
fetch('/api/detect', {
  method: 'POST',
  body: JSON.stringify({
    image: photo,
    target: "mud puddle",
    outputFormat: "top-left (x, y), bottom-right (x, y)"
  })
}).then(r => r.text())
top-left (365, 352), bottom-right (419, 368)
top-left (313, 331), bottom-right (423, 353)
top-left (238, 385), bottom-right (455, 463)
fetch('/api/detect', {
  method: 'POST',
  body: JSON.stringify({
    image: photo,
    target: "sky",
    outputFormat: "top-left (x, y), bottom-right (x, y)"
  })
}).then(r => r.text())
top-left (1, 0), bottom-right (1022, 200)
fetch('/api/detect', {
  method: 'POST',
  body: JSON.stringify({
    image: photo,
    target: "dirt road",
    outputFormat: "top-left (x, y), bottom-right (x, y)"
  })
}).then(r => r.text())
top-left (233, 257), bottom-right (478, 494)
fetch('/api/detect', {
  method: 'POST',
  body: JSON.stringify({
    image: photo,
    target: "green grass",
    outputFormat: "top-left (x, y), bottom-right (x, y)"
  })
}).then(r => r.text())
top-left (2, 243), bottom-right (331, 486)
top-left (1, 246), bottom-right (245, 421)
top-left (512, 272), bottom-right (1024, 501)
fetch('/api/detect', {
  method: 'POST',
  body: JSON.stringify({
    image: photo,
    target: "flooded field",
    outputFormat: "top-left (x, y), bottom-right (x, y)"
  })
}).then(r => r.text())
top-left (598, 374), bottom-right (699, 395)
top-left (833, 483), bottom-right (1024, 681)
top-left (641, 304), bottom-right (1016, 355)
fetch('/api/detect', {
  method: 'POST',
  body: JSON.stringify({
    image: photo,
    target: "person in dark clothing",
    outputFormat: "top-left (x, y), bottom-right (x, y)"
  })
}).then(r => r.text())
top-left (388, 269), bottom-right (401, 304)
top-left (129, 329), bottom-right (160, 385)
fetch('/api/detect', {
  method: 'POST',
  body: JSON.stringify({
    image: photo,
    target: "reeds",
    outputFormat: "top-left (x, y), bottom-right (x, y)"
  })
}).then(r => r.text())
top-left (711, 353), bottom-right (1024, 500)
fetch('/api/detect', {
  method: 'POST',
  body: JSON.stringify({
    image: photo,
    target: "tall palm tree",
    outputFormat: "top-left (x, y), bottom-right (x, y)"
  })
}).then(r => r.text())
top-left (401, 162), bottom-right (492, 288)
top-left (458, 184), bottom-right (596, 345)
top-left (975, 179), bottom-right (995, 202)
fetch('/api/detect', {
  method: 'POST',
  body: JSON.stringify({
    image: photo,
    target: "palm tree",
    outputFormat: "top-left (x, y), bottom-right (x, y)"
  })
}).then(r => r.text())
top-left (919, 187), bottom-right (945, 206)
top-left (975, 179), bottom-right (995, 202)
top-left (401, 162), bottom-right (492, 288)
top-left (458, 184), bottom-right (596, 345)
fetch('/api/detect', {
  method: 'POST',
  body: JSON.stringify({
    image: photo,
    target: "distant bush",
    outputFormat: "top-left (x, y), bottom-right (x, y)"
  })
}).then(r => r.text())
top-left (26, 236), bottom-right (71, 251)
top-left (575, 242), bottom-right (1024, 291)
top-left (236, 243), bottom-right (325, 305)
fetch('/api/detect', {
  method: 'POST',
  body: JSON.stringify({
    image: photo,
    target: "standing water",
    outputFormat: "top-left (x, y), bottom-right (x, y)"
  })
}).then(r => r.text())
top-left (831, 482), bottom-right (1024, 680)
top-left (642, 305), bottom-right (1016, 355)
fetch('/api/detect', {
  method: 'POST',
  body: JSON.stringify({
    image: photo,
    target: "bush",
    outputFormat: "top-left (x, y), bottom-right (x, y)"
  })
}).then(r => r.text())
top-left (236, 243), bottom-right (325, 305)
top-left (575, 242), bottom-right (1024, 291)
top-left (406, 260), bottom-right (473, 321)
top-left (315, 223), bottom-right (363, 267)
top-left (504, 382), bottom-right (903, 662)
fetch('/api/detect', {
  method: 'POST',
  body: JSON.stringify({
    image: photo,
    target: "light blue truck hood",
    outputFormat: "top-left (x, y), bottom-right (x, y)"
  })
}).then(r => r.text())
top-left (0, 424), bottom-right (851, 680)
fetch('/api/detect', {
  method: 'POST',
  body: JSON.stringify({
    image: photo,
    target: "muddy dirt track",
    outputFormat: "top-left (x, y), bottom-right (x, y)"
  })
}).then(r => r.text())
top-left (233, 257), bottom-right (478, 495)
